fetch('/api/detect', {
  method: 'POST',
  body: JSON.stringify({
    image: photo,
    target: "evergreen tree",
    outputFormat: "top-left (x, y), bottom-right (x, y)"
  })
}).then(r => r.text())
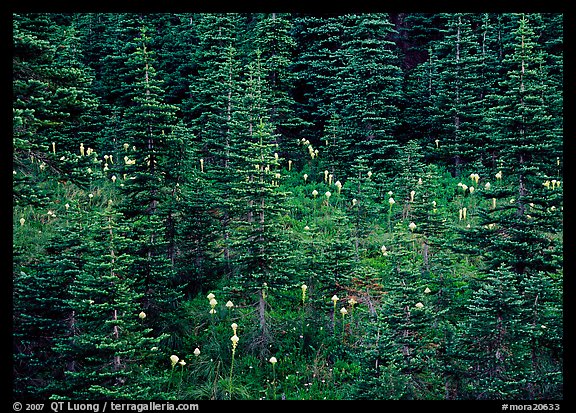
top-left (331, 13), bottom-right (404, 178)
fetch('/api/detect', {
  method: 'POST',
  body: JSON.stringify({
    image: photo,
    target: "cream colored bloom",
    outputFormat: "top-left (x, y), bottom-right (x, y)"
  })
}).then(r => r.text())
top-left (312, 189), bottom-right (318, 197)
top-left (301, 284), bottom-right (307, 292)
top-left (381, 245), bottom-right (388, 256)
top-left (410, 190), bottom-right (415, 202)
top-left (179, 360), bottom-right (186, 366)
top-left (325, 191), bottom-right (331, 199)
top-left (340, 307), bottom-right (348, 315)
top-left (194, 347), bottom-right (201, 356)
top-left (209, 298), bottom-right (217, 307)
top-left (348, 298), bottom-right (357, 306)
top-left (352, 199), bottom-right (358, 206)
top-left (389, 197), bottom-right (395, 205)
top-left (231, 323), bottom-right (238, 334)
top-left (485, 182), bottom-right (491, 190)
top-left (226, 300), bottom-right (234, 309)
top-left (424, 287), bottom-right (431, 294)
top-left (170, 355), bottom-right (179, 366)
top-left (415, 302), bottom-right (424, 309)
top-left (139, 311), bottom-right (146, 319)
top-left (207, 293), bottom-right (215, 300)
top-left (19, 217), bottom-right (25, 226)
top-left (331, 295), bottom-right (339, 303)
top-left (269, 356), bottom-right (277, 364)
top-left (231, 334), bottom-right (239, 349)
top-left (409, 222), bottom-right (416, 231)
top-left (303, 173), bottom-right (308, 182)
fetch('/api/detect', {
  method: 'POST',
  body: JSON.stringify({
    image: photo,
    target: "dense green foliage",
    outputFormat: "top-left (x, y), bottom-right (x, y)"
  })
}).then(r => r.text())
top-left (12, 12), bottom-right (563, 400)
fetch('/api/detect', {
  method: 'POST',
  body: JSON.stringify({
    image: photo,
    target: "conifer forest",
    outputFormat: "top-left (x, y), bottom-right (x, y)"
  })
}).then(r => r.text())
top-left (12, 12), bottom-right (564, 401)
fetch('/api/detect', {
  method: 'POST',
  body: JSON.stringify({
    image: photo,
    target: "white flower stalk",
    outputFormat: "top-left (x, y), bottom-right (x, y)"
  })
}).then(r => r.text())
top-left (301, 284), bottom-right (307, 303)
top-left (274, 152), bottom-right (279, 161)
top-left (207, 293), bottom-right (215, 300)
top-left (312, 189), bottom-right (318, 198)
top-left (331, 295), bottom-right (339, 306)
top-left (231, 323), bottom-right (238, 335)
top-left (459, 208), bottom-right (463, 221)
top-left (462, 207), bottom-right (467, 220)
top-left (139, 311), bottom-right (146, 320)
top-left (352, 199), bottom-right (358, 206)
top-left (19, 217), bottom-right (25, 226)
top-left (381, 245), bottom-right (388, 256)
top-left (111, 175), bottom-right (117, 183)
top-left (200, 158), bottom-right (204, 173)
top-left (80, 143), bottom-right (85, 156)
top-left (123, 143), bottom-right (129, 151)
top-left (179, 360), bottom-right (186, 367)
top-left (288, 160), bottom-right (292, 171)
top-left (409, 222), bottom-right (416, 231)
top-left (492, 198), bottom-right (497, 209)
top-left (410, 190), bottom-right (415, 202)
top-left (231, 334), bottom-right (239, 351)
top-left (52, 142), bottom-right (56, 154)
top-left (170, 355), bottom-right (179, 367)
top-left (485, 182), bottom-right (491, 190)
top-left (389, 197), bottom-right (395, 206)
top-left (469, 186), bottom-right (474, 194)
top-left (328, 174), bottom-right (333, 186)
top-left (324, 170), bottom-right (329, 182)
top-left (424, 287), bottom-right (431, 294)
top-left (303, 173), bottom-right (308, 182)
top-left (335, 180), bottom-right (342, 194)
top-left (269, 356), bottom-right (277, 365)
top-left (495, 171), bottom-right (502, 180)
top-left (415, 302), bottom-right (424, 309)
top-left (435, 139), bottom-right (439, 148)
top-left (418, 178), bottom-right (423, 185)
top-left (225, 300), bottom-right (234, 309)
top-left (367, 171), bottom-right (372, 179)
top-left (340, 307), bottom-right (348, 316)
top-left (194, 348), bottom-right (201, 356)
top-left (325, 191), bottom-right (331, 200)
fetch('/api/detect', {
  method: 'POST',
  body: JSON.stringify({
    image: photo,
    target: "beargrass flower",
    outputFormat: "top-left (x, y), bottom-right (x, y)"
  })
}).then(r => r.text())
top-left (303, 173), bottom-right (308, 182)
top-left (381, 245), bottom-right (388, 256)
top-left (410, 190), bottom-right (415, 202)
top-left (231, 334), bottom-right (239, 350)
top-left (312, 189), bottom-right (318, 198)
top-left (389, 197), bottom-right (395, 206)
top-left (352, 199), bottom-right (358, 206)
top-left (340, 307), bottom-right (348, 315)
top-left (415, 302), bottom-right (424, 309)
top-left (170, 355), bottom-right (179, 366)
top-left (424, 287), bottom-right (431, 294)
top-left (194, 348), bottom-right (201, 356)
top-left (139, 311), bottom-right (146, 319)
top-left (269, 357), bottom-right (277, 365)
top-left (409, 222), bottom-right (416, 231)
top-left (207, 293), bottom-right (215, 300)
top-left (19, 218), bottom-right (25, 226)
top-left (325, 191), bottom-right (331, 199)
top-left (226, 300), bottom-right (234, 309)
top-left (231, 323), bottom-right (238, 334)
top-left (485, 182), bottom-right (491, 190)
